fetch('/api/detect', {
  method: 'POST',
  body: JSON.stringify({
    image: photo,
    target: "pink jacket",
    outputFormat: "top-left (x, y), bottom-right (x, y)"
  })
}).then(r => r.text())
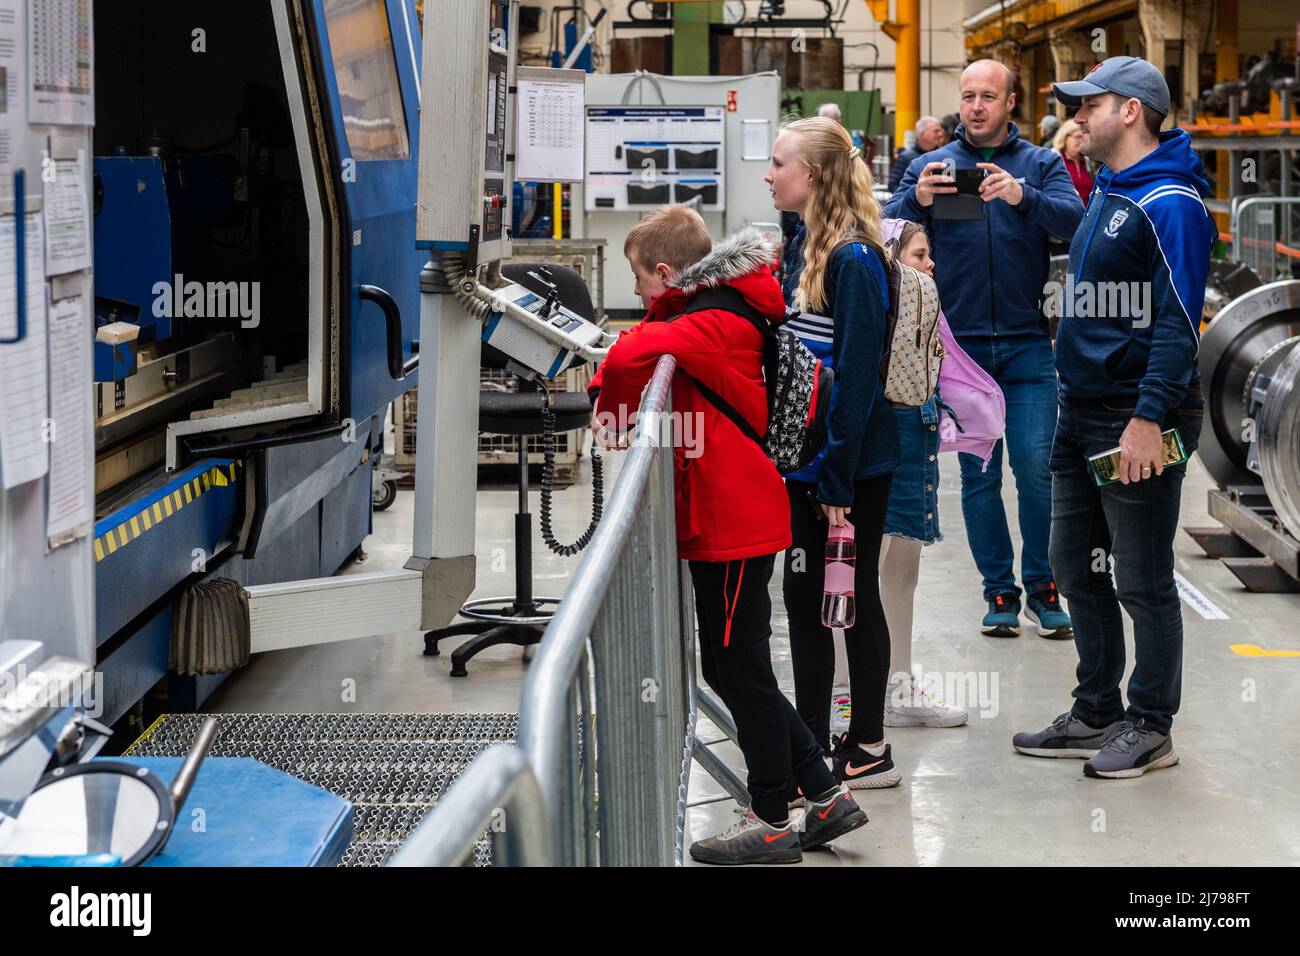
top-left (882, 219), bottom-right (1006, 470)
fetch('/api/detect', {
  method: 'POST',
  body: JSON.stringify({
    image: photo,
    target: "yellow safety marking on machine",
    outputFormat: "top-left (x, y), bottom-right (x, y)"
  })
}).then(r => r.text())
top-left (94, 461), bottom-right (243, 563)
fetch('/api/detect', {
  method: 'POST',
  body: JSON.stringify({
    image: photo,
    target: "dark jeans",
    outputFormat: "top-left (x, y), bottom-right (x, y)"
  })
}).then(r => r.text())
top-left (957, 335), bottom-right (1058, 600)
top-left (1048, 396), bottom-right (1204, 734)
top-left (690, 553), bottom-right (835, 825)
top-left (783, 473), bottom-right (893, 752)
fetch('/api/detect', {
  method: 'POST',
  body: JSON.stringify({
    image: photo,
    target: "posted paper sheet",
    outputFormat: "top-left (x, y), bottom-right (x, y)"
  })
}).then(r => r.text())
top-left (45, 294), bottom-right (91, 544)
top-left (0, 210), bottom-right (49, 488)
top-left (515, 66), bottom-right (585, 183)
top-left (43, 154), bottom-right (89, 273)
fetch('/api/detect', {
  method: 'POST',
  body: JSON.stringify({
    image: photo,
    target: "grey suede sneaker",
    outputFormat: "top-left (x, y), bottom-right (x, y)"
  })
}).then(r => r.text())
top-left (1013, 711), bottom-right (1124, 758)
top-left (689, 810), bottom-right (802, 865)
top-left (795, 784), bottom-right (868, 850)
top-left (1084, 721), bottom-right (1179, 779)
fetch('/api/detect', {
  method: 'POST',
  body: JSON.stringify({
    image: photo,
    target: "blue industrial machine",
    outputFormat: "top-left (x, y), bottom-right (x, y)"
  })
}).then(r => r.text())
top-left (89, 0), bottom-right (429, 726)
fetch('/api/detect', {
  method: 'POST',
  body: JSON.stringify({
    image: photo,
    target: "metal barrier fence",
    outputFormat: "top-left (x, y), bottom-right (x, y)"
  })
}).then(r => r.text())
top-left (1231, 196), bottom-right (1300, 282)
top-left (391, 354), bottom-right (745, 866)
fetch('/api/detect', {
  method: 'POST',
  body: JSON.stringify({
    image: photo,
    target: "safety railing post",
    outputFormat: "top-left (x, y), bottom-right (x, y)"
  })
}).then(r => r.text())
top-left (591, 498), bottom-right (662, 865)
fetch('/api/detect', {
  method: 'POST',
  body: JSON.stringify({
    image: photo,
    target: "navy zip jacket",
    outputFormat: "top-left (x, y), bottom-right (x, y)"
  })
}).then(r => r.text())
top-left (883, 121), bottom-right (1085, 339)
top-left (1055, 129), bottom-right (1216, 423)
top-left (781, 221), bottom-right (899, 507)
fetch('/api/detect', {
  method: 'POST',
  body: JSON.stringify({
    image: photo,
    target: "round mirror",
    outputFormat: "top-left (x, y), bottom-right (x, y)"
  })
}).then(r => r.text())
top-left (0, 761), bottom-right (173, 866)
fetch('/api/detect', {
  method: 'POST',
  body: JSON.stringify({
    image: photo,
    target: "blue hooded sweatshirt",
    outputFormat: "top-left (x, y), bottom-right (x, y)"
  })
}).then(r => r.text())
top-left (1054, 129), bottom-right (1216, 423)
top-left (883, 121), bottom-right (1085, 339)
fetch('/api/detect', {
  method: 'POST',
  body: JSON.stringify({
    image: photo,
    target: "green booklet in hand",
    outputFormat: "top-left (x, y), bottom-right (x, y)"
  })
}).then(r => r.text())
top-left (1088, 428), bottom-right (1189, 487)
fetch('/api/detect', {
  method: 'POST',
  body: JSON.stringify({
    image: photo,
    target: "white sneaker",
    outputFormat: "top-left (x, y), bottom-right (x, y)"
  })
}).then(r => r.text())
top-left (829, 685), bottom-right (851, 735)
top-left (884, 677), bottom-right (968, 728)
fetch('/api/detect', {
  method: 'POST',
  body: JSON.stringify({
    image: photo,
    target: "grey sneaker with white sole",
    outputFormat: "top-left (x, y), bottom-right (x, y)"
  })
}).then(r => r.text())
top-left (689, 809), bottom-right (802, 865)
top-left (1084, 721), bottom-right (1179, 778)
top-left (1012, 711), bottom-right (1123, 758)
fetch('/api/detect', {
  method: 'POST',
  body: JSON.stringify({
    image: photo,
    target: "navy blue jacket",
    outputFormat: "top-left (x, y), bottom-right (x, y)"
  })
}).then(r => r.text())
top-left (888, 145), bottom-right (920, 192)
top-left (1055, 130), bottom-right (1216, 423)
top-left (883, 121), bottom-right (1085, 339)
top-left (781, 221), bottom-right (899, 507)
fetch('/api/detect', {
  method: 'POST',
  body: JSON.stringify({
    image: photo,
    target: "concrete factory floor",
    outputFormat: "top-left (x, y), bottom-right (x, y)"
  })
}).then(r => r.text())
top-left (206, 432), bottom-right (1300, 866)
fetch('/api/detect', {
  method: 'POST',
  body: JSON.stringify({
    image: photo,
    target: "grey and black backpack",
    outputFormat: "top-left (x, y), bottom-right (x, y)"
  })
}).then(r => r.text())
top-left (674, 286), bottom-right (832, 474)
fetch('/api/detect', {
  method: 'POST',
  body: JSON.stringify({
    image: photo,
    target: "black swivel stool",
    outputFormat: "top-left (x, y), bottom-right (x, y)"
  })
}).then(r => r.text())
top-left (423, 263), bottom-right (597, 676)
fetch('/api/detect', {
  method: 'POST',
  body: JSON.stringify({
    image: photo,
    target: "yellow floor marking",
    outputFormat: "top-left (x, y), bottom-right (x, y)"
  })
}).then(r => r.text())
top-left (1230, 643), bottom-right (1300, 658)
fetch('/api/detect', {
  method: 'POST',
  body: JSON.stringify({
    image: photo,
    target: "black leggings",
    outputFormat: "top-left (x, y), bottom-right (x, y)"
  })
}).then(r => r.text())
top-left (783, 473), bottom-right (893, 752)
top-left (691, 553), bottom-right (836, 825)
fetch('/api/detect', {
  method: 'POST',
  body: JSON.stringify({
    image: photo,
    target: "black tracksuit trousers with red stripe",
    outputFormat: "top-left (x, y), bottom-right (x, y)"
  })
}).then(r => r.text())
top-left (690, 552), bottom-right (837, 825)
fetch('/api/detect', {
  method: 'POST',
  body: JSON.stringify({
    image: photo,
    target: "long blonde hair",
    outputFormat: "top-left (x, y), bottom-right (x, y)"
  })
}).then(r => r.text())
top-left (784, 116), bottom-right (884, 314)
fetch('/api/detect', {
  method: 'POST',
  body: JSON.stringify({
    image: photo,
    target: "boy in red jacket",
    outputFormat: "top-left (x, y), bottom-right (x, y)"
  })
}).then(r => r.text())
top-left (590, 205), bottom-right (866, 864)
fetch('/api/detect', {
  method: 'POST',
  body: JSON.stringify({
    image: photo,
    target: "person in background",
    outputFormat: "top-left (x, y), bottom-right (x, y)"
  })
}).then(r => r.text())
top-left (1053, 119), bottom-right (1094, 206)
top-left (888, 115), bottom-right (946, 193)
top-left (1038, 112), bottom-right (1061, 148)
top-left (766, 116), bottom-right (903, 790)
top-left (590, 205), bottom-right (868, 863)
top-left (884, 59), bottom-right (1085, 641)
top-left (940, 112), bottom-right (960, 142)
top-left (1015, 56), bottom-right (1216, 779)
top-left (878, 219), bottom-right (969, 728)
top-left (818, 101), bottom-right (843, 124)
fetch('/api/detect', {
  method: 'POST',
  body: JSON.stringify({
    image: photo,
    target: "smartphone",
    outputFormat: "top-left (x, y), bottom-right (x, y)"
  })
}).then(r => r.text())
top-left (933, 167), bottom-right (985, 220)
top-left (1088, 428), bottom-right (1189, 486)
top-left (954, 167), bottom-right (989, 195)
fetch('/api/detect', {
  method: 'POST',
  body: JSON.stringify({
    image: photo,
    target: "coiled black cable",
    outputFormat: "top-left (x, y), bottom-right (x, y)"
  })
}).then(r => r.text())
top-left (539, 394), bottom-right (603, 556)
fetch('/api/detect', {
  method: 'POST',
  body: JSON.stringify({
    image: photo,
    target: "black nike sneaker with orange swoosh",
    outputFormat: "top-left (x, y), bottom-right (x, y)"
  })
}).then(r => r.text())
top-left (796, 784), bottom-right (868, 849)
top-left (831, 734), bottom-right (903, 789)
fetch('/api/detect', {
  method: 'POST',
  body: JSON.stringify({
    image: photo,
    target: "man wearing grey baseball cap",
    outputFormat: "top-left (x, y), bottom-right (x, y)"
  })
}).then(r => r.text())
top-left (1013, 56), bottom-right (1217, 779)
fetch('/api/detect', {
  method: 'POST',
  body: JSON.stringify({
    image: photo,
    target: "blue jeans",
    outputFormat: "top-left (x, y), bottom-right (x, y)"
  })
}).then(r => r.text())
top-left (956, 335), bottom-right (1057, 601)
top-left (1049, 396), bottom-right (1203, 734)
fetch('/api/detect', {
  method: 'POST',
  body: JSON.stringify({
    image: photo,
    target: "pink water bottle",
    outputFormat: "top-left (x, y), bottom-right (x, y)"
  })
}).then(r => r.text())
top-left (821, 522), bottom-right (857, 629)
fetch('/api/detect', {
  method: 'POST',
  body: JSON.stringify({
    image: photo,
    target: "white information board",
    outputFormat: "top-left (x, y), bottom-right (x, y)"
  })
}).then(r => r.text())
top-left (514, 66), bottom-right (585, 183)
top-left (584, 105), bottom-right (725, 213)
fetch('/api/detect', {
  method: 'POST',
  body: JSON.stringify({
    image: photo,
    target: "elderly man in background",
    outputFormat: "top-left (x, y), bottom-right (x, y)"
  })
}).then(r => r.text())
top-left (888, 115), bottom-right (946, 192)
top-left (817, 101), bottom-right (842, 123)
top-left (1039, 112), bottom-right (1061, 147)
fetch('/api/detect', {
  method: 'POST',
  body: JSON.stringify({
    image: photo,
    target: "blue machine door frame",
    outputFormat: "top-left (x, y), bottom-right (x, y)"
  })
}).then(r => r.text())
top-left (308, 0), bottom-right (424, 421)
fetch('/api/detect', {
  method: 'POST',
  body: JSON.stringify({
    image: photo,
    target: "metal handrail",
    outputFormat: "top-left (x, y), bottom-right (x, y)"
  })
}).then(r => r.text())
top-left (393, 354), bottom-right (687, 867)
top-left (388, 745), bottom-right (551, 866)
top-left (1231, 196), bottom-right (1300, 279)
top-left (517, 354), bottom-right (677, 850)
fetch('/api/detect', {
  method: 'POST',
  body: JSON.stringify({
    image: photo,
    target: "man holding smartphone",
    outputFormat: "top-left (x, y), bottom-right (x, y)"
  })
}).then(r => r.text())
top-left (1013, 57), bottom-right (1217, 778)
top-left (885, 60), bottom-right (1085, 641)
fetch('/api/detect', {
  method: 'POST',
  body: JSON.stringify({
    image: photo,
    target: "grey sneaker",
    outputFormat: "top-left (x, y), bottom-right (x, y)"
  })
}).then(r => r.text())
top-left (794, 784), bottom-right (868, 850)
top-left (1084, 721), bottom-right (1179, 779)
top-left (689, 810), bottom-right (802, 865)
top-left (1013, 711), bottom-right (1123, 758)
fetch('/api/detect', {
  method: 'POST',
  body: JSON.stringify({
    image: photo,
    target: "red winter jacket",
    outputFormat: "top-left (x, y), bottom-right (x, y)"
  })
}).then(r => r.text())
top-left (589, 227), bottom-right (791, 563)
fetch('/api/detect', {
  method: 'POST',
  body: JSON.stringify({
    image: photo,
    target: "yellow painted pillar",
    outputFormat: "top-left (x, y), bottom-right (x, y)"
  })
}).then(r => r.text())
top-left (865, 0), bottom-right (921, 148)
top-left (894, 0), bottom-right (921, 148)
top-left (553, 182), bottom-right (563, 240)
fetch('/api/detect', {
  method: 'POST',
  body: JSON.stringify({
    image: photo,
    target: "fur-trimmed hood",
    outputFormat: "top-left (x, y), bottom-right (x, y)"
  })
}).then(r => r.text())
top-left (670, 226), bottom-right (774, 293)
top-left (646, 226), bottom-right (786, 324)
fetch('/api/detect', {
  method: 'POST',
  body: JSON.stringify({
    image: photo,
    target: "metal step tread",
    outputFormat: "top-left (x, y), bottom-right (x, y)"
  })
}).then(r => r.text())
top-left (126, 713), bottom-right (517, 867)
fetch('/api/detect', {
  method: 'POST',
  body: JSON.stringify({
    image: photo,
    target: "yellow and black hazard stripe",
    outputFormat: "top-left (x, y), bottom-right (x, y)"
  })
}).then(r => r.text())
top-left (94, 461), bottom-right (242, 562)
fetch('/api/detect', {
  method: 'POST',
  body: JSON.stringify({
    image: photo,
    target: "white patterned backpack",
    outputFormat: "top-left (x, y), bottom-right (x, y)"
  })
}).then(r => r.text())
top-left (881, 257), bottom-right (945, 406)
top-left (835, 234), bottom-right (945, 408)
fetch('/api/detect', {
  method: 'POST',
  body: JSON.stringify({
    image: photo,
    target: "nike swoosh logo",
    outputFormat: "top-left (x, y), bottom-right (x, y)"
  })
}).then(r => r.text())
top-left (844, 759), bottom-right (883, 777)
top-left (817, 799), bottom-right (840, 820)
top-left (763, 831), bottom-right (791, 843)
